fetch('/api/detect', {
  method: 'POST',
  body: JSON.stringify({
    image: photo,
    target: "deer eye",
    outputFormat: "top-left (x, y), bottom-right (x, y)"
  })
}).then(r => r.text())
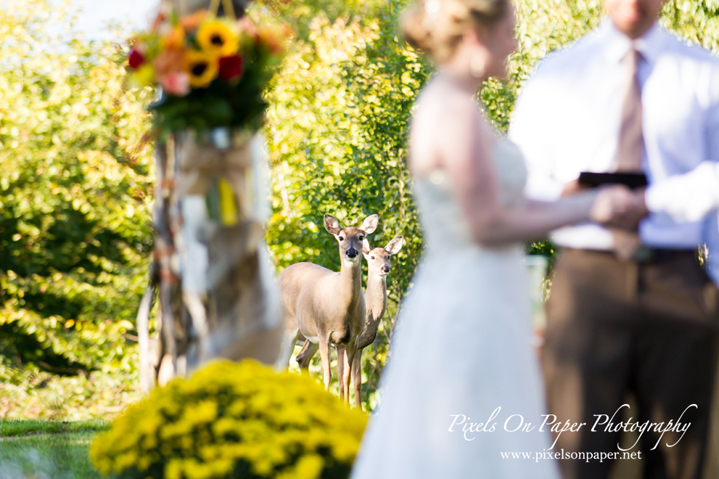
top-left (370, 255), bottom-right (375, 260)
top-left (338, 236), bottom-right (345, 241)
top-left (358, 235), bottom-right (364, 241)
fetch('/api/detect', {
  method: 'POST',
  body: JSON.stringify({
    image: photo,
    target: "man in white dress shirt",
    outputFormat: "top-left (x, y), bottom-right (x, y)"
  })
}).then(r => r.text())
top-left (510, 0), bottom-right (719, 477)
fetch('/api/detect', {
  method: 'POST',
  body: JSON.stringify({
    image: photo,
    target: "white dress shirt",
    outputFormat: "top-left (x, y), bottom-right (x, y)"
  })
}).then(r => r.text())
top-left (509, 18), bottom-right (719, 283)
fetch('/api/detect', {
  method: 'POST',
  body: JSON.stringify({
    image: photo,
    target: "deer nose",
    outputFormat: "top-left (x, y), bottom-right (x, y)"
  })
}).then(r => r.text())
top-left (382, 265), bottom-right (391, 273)
top-left (346, 248), bottom-right (359, 259)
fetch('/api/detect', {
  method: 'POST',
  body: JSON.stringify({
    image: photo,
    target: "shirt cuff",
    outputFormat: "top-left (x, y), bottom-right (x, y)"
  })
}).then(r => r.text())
top-left (524, 178), bottom-right (565, 202)
top-left (645, 161), bottom-right (719, 223)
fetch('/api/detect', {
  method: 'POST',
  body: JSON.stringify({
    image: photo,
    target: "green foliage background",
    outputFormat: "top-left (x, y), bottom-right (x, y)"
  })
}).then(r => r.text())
top-left (260, 0), bottom-right (719, 409)
top-left (1, 0), bottom-right (717, 416)
top-left (0, 0), bottom-right (154, 417)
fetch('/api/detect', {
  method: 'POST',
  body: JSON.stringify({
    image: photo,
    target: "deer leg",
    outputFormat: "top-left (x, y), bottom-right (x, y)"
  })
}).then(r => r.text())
top-left (352, 347), bottom-right (363, 409)
top-left (295, 339), bottom-right (311, 365)
top-left (342, 344), bottom-right (356, 406)
top-left (318, 337), bottom-right (332, 391)
top-left (337, 344), bottom-right (346, 401)
top-left (297, 340), bottom-right (318, 371)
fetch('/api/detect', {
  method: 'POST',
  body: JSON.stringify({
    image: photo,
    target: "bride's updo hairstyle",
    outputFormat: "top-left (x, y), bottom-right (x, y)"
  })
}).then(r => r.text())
top-left (402, 0), bottom-right (509, 62)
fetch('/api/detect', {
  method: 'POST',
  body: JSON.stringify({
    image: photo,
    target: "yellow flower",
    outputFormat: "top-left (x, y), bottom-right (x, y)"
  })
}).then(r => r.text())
top-left (197, 20), bottom-right (238, 57)
top-left (293, 454), bottom-right (324, 479)
top-left (165, 459), bottom-right (183, 479)
top-left (184, 50), bottom-right (218, 88)
top-left (130, 63), bottom-right (155, 87)
top-left (91, 359), bottom-right (368, 479)
top-left (185, 399), bottom-right (218, 424)
top-left (218, 179), bottom-right (238, 225)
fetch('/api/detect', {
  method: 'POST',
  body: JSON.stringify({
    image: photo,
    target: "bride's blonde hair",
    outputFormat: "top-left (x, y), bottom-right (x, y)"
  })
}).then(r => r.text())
top-left (401, 0), bottom-right (509, 62)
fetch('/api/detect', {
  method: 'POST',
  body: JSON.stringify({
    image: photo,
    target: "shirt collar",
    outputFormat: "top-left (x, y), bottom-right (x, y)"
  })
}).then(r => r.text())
top-left (600, 17), bottom-right (665, 66)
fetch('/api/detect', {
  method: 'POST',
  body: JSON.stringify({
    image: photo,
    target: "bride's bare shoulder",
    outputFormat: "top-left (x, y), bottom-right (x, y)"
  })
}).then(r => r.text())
top-left (414, 80), bottom-right (479, 121)
top-left (409, 82), bottom-right (484, 175)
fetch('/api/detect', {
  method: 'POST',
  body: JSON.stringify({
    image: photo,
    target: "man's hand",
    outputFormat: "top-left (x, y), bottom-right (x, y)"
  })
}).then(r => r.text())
top-left (589, 186), bottom-right (648, 229)
top-left (561, 179), bottom-right (587, 197)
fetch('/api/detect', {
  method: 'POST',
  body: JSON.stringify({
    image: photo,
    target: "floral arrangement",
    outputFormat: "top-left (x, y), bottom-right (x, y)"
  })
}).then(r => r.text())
top-left (90, 360), bottom-right (368, 479)
top-left (127, 6), bottom-right (288, 137)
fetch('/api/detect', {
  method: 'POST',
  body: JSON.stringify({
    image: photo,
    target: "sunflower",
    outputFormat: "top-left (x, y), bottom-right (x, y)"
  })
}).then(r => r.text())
top-left (184, 50), bottom-right (218, 88)
top-left (197, 20), bottom-right (238, 57)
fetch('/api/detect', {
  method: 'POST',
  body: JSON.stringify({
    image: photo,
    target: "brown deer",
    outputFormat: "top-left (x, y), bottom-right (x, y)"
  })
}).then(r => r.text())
top-left (295, 236), bottom-right (404, 408)
top-left (277, 214), bottom-right (378, 404)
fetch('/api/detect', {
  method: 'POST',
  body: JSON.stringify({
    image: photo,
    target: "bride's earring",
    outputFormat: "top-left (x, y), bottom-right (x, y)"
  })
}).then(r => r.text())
top-left (470, 56), bottom-right (486, 79)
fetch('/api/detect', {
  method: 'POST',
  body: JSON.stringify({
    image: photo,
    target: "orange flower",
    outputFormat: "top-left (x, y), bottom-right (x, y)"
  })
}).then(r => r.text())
top-left (162, 26), bottom-right (185, 50)
top-left (257, 26), bottom-right (284, 55)
top-left (154, 48), bottom-right (186, 78)
top-left (181, 10), bottom-right (208, 31)
top-left (280, 24), bottom-right (294, 40)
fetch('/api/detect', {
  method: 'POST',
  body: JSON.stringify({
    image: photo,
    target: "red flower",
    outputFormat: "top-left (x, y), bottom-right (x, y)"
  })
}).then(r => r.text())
top-left (128, 49), bottom-right (145, 69)
top-left (218, 55), bottom-right (244, 81)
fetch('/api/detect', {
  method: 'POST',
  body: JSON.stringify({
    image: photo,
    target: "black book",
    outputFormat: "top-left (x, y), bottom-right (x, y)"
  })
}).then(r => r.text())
top-left (578, 172), bottom-right (648, 189)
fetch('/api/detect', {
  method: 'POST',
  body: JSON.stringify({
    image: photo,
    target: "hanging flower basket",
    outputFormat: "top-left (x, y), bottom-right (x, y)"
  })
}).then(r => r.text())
top-left (126, 0), bottom-right (289, 139)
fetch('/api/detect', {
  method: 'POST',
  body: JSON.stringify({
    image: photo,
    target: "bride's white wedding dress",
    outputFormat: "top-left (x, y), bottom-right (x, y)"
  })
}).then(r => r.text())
top-left (350, 139), bottom-right (560, 478)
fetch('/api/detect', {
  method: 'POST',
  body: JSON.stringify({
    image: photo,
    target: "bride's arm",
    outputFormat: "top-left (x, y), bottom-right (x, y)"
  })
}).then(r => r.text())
top-left (431, 99), bottom-right (637, 247)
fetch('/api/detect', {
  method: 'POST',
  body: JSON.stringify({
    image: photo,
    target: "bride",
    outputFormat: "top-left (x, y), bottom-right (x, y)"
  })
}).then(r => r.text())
top-left (349, 0), bottom-right (645, 477)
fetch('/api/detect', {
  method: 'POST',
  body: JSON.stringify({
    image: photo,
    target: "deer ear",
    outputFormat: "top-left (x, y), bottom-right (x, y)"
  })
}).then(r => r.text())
top-left (385, 236), bottom-right (404, 255)
top-left (324, 214), bottom-right (342, 235)
top-left (360, 214), bottom-right (379, 234)
top-left (362, 239), bottom-right (372, 256)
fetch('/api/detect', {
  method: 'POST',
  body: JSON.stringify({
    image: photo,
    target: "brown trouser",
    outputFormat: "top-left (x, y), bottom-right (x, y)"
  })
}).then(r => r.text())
top-left (542, 248), bottom-right (719, 479)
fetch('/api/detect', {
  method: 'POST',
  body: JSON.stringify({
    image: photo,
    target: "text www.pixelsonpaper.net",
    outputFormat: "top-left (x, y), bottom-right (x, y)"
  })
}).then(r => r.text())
top-left (500, 450), bottom-right (642, 462)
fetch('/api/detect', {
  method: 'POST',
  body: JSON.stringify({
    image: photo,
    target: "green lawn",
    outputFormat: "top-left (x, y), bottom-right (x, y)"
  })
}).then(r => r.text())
top-left (0, 420), bottom-right (109, 479)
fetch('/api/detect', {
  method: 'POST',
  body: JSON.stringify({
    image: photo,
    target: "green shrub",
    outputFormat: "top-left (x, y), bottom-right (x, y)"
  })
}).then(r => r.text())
top-left (90, 360), bottom-right (367, 479)
top-left (0, 0), bottom-right (153, 376)
top-left (259, 0), bottom-right (719, 410)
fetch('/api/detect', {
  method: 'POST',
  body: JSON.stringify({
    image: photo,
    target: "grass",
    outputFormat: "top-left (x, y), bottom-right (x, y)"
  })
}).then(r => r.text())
top-left (0, 419), bottom-right (108, 437)
top-left (0, 420), bottom-right (109, 479)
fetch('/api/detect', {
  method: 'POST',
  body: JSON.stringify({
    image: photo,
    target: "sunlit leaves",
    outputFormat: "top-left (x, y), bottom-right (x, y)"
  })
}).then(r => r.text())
top-left (261, 1), bottom-right (428, 410)
top-left (260, 0), bottom-right (717, 411)
top-left (0, 0), bottom-right (154, 375)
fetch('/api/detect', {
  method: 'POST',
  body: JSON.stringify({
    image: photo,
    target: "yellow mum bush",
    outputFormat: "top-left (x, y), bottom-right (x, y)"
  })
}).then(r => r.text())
top-left (90, 360), bottom-right (367, 479)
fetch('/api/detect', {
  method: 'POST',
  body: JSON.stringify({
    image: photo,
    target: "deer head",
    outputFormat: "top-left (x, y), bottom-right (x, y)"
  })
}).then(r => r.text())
top-left (362, 236), bottom-right (404, 276)
top-left (324, 214), bottom-right (379, 264)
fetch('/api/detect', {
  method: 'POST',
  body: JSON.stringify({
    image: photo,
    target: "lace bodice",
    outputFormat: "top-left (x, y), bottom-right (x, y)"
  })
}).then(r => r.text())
top-left (412, 138), bottom-right (528, 251)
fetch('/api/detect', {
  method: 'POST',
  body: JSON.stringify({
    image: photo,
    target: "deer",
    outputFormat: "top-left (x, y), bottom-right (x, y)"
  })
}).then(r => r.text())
top-left (276, 214), bottom-right (378, 404)
top-left (294, 235), bottom-right (404, 408)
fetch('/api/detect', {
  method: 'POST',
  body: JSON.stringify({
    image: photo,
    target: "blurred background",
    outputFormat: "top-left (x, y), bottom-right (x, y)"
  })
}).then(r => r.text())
top-left (0, 0), bottom-right (717, 420)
